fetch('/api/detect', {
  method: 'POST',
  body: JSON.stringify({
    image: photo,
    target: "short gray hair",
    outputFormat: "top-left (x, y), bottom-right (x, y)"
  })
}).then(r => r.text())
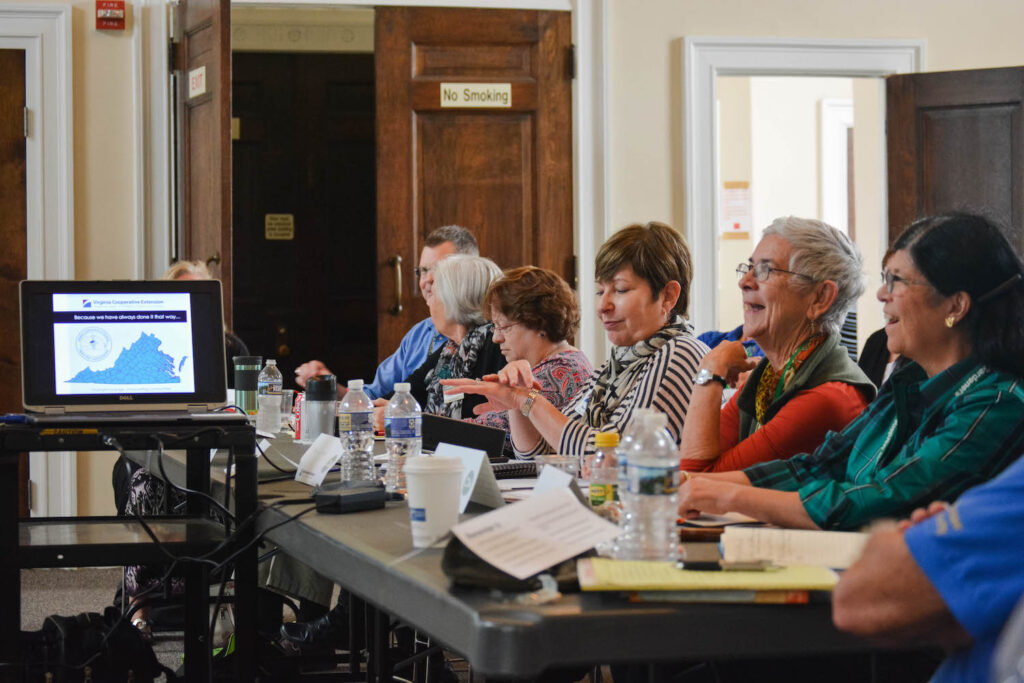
top-left (163, 260), bottom-right (212, 280)
top-left (425, 225), bottom-right (479, 256)
top-left (762, 216), bottom-right (865, 335)
top-left (433, 255), bottom-right (502, 327)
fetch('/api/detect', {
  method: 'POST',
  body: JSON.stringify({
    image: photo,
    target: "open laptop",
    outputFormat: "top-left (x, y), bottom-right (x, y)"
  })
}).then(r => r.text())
top-left (20, 279), bottom-right (244, 423)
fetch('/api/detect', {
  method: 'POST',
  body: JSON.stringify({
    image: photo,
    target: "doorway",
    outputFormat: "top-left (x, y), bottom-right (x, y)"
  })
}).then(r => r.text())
top-left (226, 5), bottom-right (574, 388)
top-left (715, 75), bottom-right (874, 348)
top-left (231, 50), bottom-right (377, 384)
top-left (682, 36), bottom-right (926, 347)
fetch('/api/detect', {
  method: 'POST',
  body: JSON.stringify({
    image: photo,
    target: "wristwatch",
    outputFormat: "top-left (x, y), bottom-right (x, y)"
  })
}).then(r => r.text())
top-left (693, 368), bottom-right (728, 388)
top-left (520, 388), bottom-right (540, 417)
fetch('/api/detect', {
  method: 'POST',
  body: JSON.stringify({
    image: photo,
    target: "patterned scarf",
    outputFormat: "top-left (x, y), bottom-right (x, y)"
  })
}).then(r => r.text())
top-left (585, 315), bottom-right (691, 427)
top-left (425, 323), bottom-right (494, 417)
top-left (754, 333), bottom-right (826, 425)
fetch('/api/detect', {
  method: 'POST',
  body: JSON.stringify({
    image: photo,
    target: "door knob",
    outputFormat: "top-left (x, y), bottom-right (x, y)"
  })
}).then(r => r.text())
top-left (206, 251), bottom-right (221, 267)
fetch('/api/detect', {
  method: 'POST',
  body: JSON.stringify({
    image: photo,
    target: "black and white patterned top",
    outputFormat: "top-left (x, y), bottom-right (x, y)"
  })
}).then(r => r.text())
top-left (515, 326), bottom-right (708, 461)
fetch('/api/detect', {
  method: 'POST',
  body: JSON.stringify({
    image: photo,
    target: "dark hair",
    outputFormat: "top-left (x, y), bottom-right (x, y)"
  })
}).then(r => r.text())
top-left (484, 266), bottom-right (580, 343)
top-left (893, 212), bottom-right (1024, 377)
top-left (425, 225), bottom-right (479, 255)
top-left (595, 222), bottom-right (693, 317)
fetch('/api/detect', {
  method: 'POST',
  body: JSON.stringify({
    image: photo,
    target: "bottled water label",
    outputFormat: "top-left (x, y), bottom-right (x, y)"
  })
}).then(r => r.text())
top-left (338, 411), bottom-right (374, 432)
top-left (257, 380), bottom-right (283, 395)
top-left (626, 465), bottom-right (679, 496)
top-left (589, 482), bottom-right (619, 507)
top-left (386, 416), bottom-right (421, 438)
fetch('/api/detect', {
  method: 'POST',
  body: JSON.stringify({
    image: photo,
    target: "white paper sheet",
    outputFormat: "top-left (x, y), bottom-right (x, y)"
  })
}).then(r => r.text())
top-left (532, 465), bottom-right (573, 493)
top-left (294, 433), bottom-right (342, 487)
top-left (451, 488), bottom-right (621, 580)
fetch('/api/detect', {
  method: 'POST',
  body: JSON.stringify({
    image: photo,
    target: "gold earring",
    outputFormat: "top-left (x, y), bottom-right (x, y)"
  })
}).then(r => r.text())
top-left (945, 315), bottom-right (956, 328)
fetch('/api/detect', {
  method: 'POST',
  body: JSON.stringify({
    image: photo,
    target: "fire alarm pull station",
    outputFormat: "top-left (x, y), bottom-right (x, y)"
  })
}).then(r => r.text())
top-left (96, 0), bottom-right (126, 30)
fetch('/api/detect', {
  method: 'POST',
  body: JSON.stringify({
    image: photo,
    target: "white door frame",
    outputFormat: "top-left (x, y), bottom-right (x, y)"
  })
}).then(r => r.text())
top-left (682, 37), bottom-right (926, 334)
top-left (138, 0), bottom-right (610, 361)
top-left (0, 3), bottom-right (76, 517)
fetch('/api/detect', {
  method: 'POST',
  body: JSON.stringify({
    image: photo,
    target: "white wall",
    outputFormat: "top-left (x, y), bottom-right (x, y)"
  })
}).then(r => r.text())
top-left (749, 77), bottom-right (853, 233)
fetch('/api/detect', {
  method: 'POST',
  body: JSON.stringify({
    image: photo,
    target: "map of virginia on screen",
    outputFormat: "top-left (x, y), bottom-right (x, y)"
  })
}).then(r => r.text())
top-left (52, 292), bottom-right (197, 395)
top-left (68, 332), bottom-right (184, 385)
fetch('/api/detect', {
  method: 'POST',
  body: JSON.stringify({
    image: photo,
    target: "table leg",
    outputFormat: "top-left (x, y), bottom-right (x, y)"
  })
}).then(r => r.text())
top-left (185, 446), bottom-right (213, 681)
top-left (232, 442), bottom-right (258, 681)
top-left (0, 452), bottom-right (20, 682)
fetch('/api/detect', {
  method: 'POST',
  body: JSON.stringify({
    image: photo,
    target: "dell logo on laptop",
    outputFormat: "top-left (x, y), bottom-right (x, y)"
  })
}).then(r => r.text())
top-left (119, 395), bottom-right (134, 401)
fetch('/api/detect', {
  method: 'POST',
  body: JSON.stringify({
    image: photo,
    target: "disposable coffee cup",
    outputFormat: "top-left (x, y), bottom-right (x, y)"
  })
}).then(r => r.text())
top-left (404, 455), bottom-right (464, 548)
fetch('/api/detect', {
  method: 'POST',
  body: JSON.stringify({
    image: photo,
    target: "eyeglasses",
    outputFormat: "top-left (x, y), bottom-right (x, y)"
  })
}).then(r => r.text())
top-left (736, 262), bottom-right (814, 282)
top-left (414, 265), bottom-right (434, 278)
top-left (881, 270), bottom-right (930, 294)
top-left (493, 321), bottom-right (520, 335)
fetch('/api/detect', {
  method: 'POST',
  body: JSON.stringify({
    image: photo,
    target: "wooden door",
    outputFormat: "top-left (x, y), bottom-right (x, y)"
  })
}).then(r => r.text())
top-left (0, 49), bottom-right (29, 517)
top-left (375, 7), bottom-right (573, 361)
top-left (888, 67), bottom-right (1024, 248)
top-left (175, 0), bottom-right (233, 324)
top-left (232, 53), bottom-right (377, 385)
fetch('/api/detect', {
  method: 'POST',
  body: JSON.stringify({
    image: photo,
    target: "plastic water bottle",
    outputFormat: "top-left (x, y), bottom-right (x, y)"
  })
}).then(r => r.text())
top-left (257, 359), bottom-right (283, 396)
top-left (384, 382), bottom-right (422, 492)
top-left (616, 410), bottom-right (680, 561)
top-left (337, 379), bottom-right (375, 483)
top-left (611, 410), bottom-right (648, 557)
top-left (588, 431), bottom-right (620, 513)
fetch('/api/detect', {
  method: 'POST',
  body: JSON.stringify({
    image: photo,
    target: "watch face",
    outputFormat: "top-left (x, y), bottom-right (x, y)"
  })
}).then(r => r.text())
top-left (694, 368), bottom-right (711, 384)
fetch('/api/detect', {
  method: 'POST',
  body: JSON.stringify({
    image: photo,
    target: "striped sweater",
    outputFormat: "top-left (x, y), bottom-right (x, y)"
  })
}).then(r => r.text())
top-left (516, 332), bottom-right (708, 460)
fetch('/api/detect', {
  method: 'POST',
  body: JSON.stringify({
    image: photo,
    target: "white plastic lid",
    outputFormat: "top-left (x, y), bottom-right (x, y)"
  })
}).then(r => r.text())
top-left (404, 455), bottom-right (463, 474)
top-left (394, 382), bottom-right (411, 392)
top-left (266, 359), bottom-right (277, 366)
top-left (348, 379), bottom-right (364, 389)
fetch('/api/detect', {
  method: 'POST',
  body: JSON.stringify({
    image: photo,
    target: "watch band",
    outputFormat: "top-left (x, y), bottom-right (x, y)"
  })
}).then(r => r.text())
top-left (520, 388), bottom-right (540, 417)
top-left (694, 368), bottom-right (728, 388)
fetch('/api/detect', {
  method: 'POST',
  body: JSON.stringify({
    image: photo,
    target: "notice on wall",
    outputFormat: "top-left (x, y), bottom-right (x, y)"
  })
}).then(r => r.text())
top-left (265, 214), bottom-right (295, 241)
top-left (720, 181), bottom-right (751, 239)
top-left (440, 83), bottom-right (512, 108)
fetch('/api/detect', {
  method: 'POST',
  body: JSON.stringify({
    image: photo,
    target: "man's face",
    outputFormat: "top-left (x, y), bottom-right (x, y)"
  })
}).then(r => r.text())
top-left (418, 241), bottom-right (458, 301)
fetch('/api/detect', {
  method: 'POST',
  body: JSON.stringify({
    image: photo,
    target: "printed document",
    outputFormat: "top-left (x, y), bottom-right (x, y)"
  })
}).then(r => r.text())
top-left (451, 488), bottom-right (620, 580)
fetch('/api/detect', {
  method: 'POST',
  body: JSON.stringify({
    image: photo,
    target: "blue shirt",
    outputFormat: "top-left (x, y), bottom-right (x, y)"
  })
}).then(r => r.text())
top-left (364, 318), bottom-right (447, 400)
top-left (697, 325), bottom-right (763, 358)
top-left (904, 454), bottom-right (1024, 682)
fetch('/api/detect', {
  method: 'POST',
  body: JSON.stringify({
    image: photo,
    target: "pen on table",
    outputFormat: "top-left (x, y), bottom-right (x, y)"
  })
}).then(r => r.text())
top-left (676, 559), bottom-right (776, 571)
top-left (1, 414), bottom-right (27, 423)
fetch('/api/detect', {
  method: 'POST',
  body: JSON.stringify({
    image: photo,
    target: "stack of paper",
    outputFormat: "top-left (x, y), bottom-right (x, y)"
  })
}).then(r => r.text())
top-left (721, 527), bottom-right (868, 570)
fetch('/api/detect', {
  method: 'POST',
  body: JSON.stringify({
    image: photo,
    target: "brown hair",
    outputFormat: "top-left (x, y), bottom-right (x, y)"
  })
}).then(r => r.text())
top-left (424, 225), bottom-right (479, 255)
top-left (484, 266), bottom-right (580, 343)
top-left (595, 222), bottom-right (693, 317)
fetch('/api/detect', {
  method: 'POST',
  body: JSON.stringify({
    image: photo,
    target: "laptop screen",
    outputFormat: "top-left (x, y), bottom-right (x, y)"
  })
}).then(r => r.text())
top-left (21, 280), bottom-right (228, 413)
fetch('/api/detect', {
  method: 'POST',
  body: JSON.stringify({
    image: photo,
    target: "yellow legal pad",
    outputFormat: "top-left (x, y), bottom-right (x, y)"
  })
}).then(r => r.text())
top-left (577, 558), bottom-right (838, 592)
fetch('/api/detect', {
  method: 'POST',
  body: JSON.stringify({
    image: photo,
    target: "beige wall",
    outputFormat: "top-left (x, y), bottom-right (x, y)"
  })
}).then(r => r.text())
top-left (64, 0), bottom-right (138, 280)
top-left (24, 0), bottom-right (137, 514)
top-left (716, 77), bottom-right (753, 330)
top-left (609, 0), bottom-right (1024, 257)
